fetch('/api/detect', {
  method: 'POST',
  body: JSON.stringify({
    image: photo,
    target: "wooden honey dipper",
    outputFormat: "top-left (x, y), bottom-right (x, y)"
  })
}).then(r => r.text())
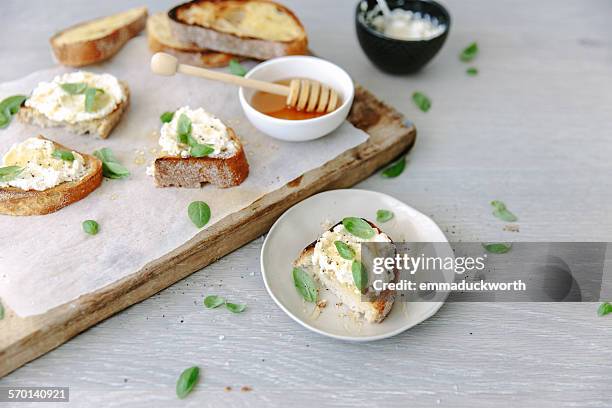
top-left (150, 52), bottom-right (340, 113)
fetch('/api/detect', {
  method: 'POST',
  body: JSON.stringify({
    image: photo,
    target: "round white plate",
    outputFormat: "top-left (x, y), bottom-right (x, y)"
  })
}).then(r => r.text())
top-left (261, 189), bottom-right (453, 341)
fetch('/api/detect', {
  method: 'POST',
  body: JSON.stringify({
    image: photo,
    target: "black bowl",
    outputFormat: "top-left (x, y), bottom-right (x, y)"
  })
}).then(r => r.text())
top-left (355, 0), bottom-right (451, 74)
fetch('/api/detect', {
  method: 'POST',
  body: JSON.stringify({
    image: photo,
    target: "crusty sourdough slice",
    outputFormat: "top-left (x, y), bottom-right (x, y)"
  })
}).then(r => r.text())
top-left (168, 0), bottom-right (308, 60)
top-left (0, 136), bottom-right (103, 216)
top-left (293, 221), bottom-right (398, 323)
top-left (16, 81), bottom-right (130, 139)
top-left (50, 7), bottom-right (148, 67)
top-left (153, 127), bottom-right (249, 188)
top-left (147, 12), bottom-right (238, 68)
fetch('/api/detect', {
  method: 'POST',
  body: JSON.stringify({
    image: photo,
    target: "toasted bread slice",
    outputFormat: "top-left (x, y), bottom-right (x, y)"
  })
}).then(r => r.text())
top-left (50, 7), bottom-right (148, 67)
top-left (0, 136), bottom-right (103, 216)
top-left (17, 81), bottom-right (130, 139)
top-left (168, 0), bottom-right (308, 60)
top-left (147, 12), bottom-right (238, 68)
top-left (294, 220), bottom-right (397, 323)
top-left (153, 127), bottom-right (249, 188)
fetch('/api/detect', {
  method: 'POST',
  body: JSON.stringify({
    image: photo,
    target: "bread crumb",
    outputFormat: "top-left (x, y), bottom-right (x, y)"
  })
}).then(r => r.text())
top-left (240, 386), bottom-right (253, 392)
top-left (316, 300), bottom-right (327, 309)
top-left (503, 224), bottom-right (520, 232)
top-left (224, 386), bottom-right (232, 392)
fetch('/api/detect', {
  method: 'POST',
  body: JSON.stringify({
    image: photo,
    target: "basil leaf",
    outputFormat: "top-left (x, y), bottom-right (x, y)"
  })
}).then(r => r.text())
top-left (466, 67), bottom-right (478, 76)
top-left (0, 165), bottom-right (23, 182)
top-left (352, 260), bottom-right (368, 292)
top-left (342, 217), bottom-right (375, 239)
top-left (482, 243), bottom-right (512, 254)
top-left (598, 302), bottom-right (612, 317)
top-left (226, 302), bottom-right (246, 313)
top-left (93, 148), bottom-right (130, 179)
top-left (52, 149), bottom-right (74, 162)
top-left (412, 91), bottom-right (431, 112)
top-left (0, 95), bottom-right (26, 129)
top-left (191, 144), bottom-right (215, 158)
top-left (460, 42), bottom-right (478, 62)
top-left (376, 209), bottom-right (394, 223)
top-left (204, 295), bottom-right (225, 308)
top-left (0, 300), bottom-right (4, 320)
top-left (229, 60), bottom-right (247, 77)
top-left (188, 201), bottom-right (211, 228)
top-left (60, 82), bottom-right (87, 94)
top-left (491, 200), bottom-right (518, 222)
top-left (177, 113), bottom-right (192, 144)
top-left (176, 366), bottom-right (199, 399)
top-left (84, 87), bottom-right (104, 112)
top-left (382, 157), bottom-right (406, 178)
top-left (82, 220), bottom-right (99, 235)
top-left (160, 111), bottom-right (174, 123)
top-left (292, 267), bottom-right (317, 303)
top-left (334, 240), bottom-right (355, 260)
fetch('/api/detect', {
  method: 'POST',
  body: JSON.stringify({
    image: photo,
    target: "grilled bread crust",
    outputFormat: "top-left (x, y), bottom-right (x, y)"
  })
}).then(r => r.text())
top-left (168, 0), bottom-right (308, 60)
top-left (50, 7), bottom-right (148, 67)
top-left (0, 136), bottom-right (103, 216)
top-left (153, 127), bottom-right (249, 188)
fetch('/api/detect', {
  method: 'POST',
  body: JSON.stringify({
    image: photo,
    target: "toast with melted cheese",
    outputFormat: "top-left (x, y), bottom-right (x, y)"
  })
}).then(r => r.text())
top-left (147, 12), bottom-right (239, 68)
top-left (0, 136), bottom-right (103, 216)
top-left (293, 220), bottom-right (398, 323)
top-left (168, 0), bottom-right (308, 60)
top-left (51, 7), bottom-right (147, 67)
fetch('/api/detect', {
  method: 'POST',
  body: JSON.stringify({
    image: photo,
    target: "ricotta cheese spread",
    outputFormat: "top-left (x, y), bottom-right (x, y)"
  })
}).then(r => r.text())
top-left (367, 7), bottom-right (446, 41)
top-left (313, 223), bottom-right (394, 294)
top-left (0, 137), bottom-right (88, 191)
top-left (25, 71), bottom-right (126, 123)
top-left (158, 106), bottom-right (237, 158)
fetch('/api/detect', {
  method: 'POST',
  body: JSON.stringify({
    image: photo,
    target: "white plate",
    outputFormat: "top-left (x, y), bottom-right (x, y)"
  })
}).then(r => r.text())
top-left (261, 189), bottom-right (453, 341)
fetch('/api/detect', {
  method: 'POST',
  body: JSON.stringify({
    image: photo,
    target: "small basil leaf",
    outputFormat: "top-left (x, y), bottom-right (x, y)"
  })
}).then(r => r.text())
top-left (0, 165), bottom-right (23, 182)
top-left (177, 113), bottom-right (192, 144)
top-left (93, 148), bottom-right (130, 179)
top-left (82, 220), bottom-right (99, 235)
top-left (52, 149), bottom-right (74, 162)
top-left (376, 209), bottom-right (394, 223)
top-left (176, 366), bottom-right (199, 399)
top-left (491, 200), bottom-right (518, 222)
top-left (334, 240), bottom-right (356, 260)
top-left (382, 157), bottom-right (406, 178)
top-left (60, 82), bottom-right (87, 94)
top-left (598, 302), bottom-right (612, 317)
top-left (0, 95), bottom-right (27, 129)
top-left (204, 295), bottom-right (225, 308)
top-left (466, 67), bottom-right (478, 76)
top-left (0, 300), bottom-right (4, 320)
top-left (84, 87), bottom-right (104, 112)
top-left (191, 144), bottom-right (215, 158)
top-left (482, 243), bottom-right (512, 254)
top-left (160, 111), bottom-right (175, 123)
top-left (342, 217), bottom-right (375, 239)
top-left (292, 267), bottom-right (317, 303)
top-left (412, 91), bottom-right (431, 112)
top-left (352, 260), bottom-right (368, 292)
top-left (460, 42), bottom-right (478, 62)
top-left (229, 59), bottom-right (247, 77)
top-left (225, 302), bottom-right (246, 313)
top-left (188, 201), bottom-right (211, 228)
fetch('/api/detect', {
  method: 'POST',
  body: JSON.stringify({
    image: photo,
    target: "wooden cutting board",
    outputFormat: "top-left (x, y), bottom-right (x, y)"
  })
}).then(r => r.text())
top-left (0, 86), bottom-right (416, 377)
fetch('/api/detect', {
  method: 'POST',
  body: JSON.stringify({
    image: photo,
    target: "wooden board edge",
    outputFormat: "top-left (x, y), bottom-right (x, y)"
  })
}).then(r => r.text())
top-left (0, 86), bottom-right (416, 377)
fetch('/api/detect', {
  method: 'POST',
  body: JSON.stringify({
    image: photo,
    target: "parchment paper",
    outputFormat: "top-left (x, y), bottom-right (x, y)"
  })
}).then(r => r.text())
top-left (0, 37), bottom-right (368, 317)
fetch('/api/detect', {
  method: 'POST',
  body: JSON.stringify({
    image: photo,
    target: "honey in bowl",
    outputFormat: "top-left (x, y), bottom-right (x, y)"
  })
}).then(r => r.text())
top-left (251, 79), bottom-right (342, 120)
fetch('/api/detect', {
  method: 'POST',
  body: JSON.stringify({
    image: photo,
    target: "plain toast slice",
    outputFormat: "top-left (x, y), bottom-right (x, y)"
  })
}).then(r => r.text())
top-left (147, 12), bottom-right (238, 68)
top-left (0, 136), bottom-right (103, 216)
top-left (50, 7), bottom-right (148, 67)
top-left (168, 0), bottom-right (308, 60)
top-left (294, 220), bottom-right (397, 323)
top-left (17, 81), bottom-right (130, 139)
top-left (153, 127), bottom-right (249, 188)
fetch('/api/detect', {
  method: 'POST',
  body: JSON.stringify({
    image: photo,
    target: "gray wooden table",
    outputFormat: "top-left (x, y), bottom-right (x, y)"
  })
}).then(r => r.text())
top-left (1, 0), bottom-right (611, 406)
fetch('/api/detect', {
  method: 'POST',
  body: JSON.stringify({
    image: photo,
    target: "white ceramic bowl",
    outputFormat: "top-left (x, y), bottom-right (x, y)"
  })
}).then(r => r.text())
top-left (239, 56), bottom-right (355, 142)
